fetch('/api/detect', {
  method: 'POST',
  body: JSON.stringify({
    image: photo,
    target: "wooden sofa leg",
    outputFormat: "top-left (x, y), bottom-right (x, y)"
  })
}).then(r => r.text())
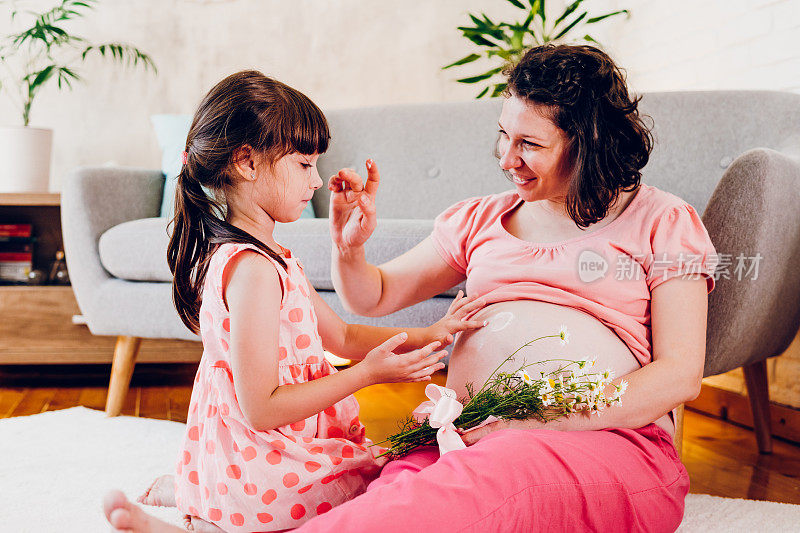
top-left (105, 336), bottom-right (142, 417)
top-left (674, 404), bottom-right (684, 460)
top-left (743, 359), bottom-right (773, 454)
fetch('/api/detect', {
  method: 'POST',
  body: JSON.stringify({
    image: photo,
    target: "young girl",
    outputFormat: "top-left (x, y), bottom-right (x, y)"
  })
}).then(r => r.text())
top-left (114, 71), bottom-right (485, 533)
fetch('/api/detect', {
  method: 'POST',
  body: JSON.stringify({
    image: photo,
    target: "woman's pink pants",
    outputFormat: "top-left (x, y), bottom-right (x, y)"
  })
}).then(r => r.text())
top-left (297, 423), bottom-right (689, 532)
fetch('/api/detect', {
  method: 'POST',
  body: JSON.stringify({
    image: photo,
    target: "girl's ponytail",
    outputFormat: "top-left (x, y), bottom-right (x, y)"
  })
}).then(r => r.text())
top-left (168, 159), bottom-right (290, 334)
top-left (167, 168), bottom-right (213, 334)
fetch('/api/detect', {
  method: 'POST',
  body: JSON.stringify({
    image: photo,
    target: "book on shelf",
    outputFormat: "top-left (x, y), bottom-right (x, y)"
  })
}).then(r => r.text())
top-left (0, 224), bottom-right (32, 238)
top-left (0, 225), bottom-right (34, 283)
top-left (0, 250), bottom-right (33, 283)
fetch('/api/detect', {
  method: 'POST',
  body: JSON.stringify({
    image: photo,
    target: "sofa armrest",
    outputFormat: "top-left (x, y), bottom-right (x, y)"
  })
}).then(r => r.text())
top-left (61, 166), bottom-right (165, 326)
top-left (703, 148), bottom-right (800, 376)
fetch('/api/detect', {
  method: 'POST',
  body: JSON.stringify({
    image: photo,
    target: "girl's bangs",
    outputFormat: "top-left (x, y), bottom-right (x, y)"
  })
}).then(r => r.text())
top-left (286, 95), bottom-right (330, 156)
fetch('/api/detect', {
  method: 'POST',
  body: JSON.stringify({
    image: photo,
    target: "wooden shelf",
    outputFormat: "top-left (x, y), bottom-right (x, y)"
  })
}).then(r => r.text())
top-left (0, 192), bottom-right (60, 206)
top-left (0, 285), bottom-right (202, 364)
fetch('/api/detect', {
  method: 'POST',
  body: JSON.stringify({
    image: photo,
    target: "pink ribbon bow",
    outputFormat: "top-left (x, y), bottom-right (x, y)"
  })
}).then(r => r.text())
top-left (412, 384), bottom-right (466, 455)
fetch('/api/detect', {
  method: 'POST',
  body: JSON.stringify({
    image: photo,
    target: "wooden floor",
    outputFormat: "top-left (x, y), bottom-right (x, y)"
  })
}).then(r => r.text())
top-left (2, 363), bottom-right (799, 505)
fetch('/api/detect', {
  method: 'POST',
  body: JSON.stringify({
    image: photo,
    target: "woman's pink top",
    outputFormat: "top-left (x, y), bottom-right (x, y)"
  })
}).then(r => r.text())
top-left (174, 243), bottom-right (383, 532)
top-left (430, 184), bottom-right (718, 367)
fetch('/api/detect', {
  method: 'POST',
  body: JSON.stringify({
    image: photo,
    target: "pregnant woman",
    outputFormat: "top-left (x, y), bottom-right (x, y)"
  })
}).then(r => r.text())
top-left (102, 44), bottom-right (716, 532)
top-left (297, 44), bottom-right (718, 532)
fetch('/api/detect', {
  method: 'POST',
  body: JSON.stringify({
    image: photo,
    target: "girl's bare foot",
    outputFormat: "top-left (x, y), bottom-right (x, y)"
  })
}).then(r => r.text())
top-left (138, 475), bottom-right (177, 507)
top-left (103, 489), bottom-right (185, 532)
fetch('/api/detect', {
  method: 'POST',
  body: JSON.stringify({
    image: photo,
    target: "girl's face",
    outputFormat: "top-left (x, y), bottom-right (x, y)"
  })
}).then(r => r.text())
top-left (497, 95), bottom-right (573, 204)
top-left (258, 151), bottom-right (323, 223)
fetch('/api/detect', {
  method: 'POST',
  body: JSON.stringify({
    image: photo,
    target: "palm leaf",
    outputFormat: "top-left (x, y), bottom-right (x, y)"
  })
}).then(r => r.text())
top-left (586, 10), bottom-right (630, 24)
top-left (553, 11), bottom-right (587, 40)
top-left (442, 53), bottom-right (482, 70)
top-left (56, 66), bottom-right (80, 89)
top-left (552, 0), bottom-right (585, 30)
top-left (456, 66), bottom-right (503, 84)
top-left (82, 43), bottom-right (157, 72)
top-left (458, 28), bottom-right (501, 48)
top-left (26, 66), bottom-right (56, 92)
top-left (491, 83), bottom-right (508, 97)
top-left (530, 0), bottom-right (545, 21)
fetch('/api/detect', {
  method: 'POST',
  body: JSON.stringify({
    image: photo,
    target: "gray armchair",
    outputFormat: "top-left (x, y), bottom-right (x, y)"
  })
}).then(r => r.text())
top-left (62, 92), bottom-right (800, 457)
top-left (702, 148), bottom-right (800, 453)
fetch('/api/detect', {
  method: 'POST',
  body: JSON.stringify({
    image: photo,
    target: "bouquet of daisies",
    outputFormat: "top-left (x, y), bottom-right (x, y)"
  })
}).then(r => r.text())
top-left (376, 327), bottom-right (628, 459)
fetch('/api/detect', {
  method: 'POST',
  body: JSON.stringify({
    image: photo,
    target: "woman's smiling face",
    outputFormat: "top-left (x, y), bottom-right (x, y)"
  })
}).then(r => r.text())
top-left (497, 94), bottom-right (573, 204)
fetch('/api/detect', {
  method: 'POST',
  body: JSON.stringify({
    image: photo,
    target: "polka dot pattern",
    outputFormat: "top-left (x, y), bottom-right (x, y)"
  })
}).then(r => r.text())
top-left (266, 450), bottom-right (282, 465)
top-left (226, 464), bottom-right (242, 479)
top-left (261, 489), bottom-right (277, 505)
top-left (241, 446), bottom-right (257, 462)
top-left (283, 472), bottom-right (299, 488)
top-left (291, 504), bottom-right (306, 520)
top-left (176, 243), bottom-right (380, 530)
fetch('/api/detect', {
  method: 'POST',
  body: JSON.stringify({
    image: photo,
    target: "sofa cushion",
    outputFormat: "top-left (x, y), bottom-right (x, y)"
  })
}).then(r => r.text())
top-left (273, 218), bottom-right (464, 296)
top-left (99, 218), bottom-right (172, 282)
top-left (98, 217), bottom-right (464, 296)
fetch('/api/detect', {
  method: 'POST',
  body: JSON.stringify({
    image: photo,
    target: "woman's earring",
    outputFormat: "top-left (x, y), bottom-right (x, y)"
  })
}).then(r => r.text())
top-left (250, 172), bottom-right (256, 179)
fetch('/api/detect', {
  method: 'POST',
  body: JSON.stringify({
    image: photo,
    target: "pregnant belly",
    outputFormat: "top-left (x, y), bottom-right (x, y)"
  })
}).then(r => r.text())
top-left (446, 300), bottom-right (674, 438)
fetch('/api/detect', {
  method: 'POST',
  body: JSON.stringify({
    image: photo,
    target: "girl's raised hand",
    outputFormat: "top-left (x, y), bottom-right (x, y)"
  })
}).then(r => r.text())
top-left (328, 159), bottom-right (380, 251)
top-left (427, 290), bottom-right (486, 347)
top-left (361, 333), bottom-right (446, 385)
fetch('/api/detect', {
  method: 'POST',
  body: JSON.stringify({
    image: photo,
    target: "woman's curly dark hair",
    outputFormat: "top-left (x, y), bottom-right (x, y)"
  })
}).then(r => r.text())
top-left (505, 44), bottom-right (653, 228)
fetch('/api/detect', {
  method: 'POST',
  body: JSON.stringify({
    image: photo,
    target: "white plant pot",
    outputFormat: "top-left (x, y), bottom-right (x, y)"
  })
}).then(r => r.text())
top-left (0, 126), bottom-right (53, 193)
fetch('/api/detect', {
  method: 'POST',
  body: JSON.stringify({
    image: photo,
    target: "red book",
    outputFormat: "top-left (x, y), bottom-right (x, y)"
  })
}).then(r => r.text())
top-left (0, 224), bottom-right (32, 237)
top-left (0, 252), bottom-right (33, 262)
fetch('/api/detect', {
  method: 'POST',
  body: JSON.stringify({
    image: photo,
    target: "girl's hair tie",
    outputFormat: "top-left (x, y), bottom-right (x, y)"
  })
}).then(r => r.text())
top-left (181, 151), bottom-right (188, 165)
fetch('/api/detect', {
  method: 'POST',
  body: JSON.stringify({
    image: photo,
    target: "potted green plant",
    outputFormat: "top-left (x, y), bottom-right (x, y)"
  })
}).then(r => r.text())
top-left (444, 0), bottom-right (629, 98)
top-left (0, 0), bottom-right (156, 192)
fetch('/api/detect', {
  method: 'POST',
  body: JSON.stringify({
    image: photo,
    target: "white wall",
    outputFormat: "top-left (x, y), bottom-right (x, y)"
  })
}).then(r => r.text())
top-left (590, 0), bottom-right (800, 94)
top-left (1, 0), bottom-right (798, 191)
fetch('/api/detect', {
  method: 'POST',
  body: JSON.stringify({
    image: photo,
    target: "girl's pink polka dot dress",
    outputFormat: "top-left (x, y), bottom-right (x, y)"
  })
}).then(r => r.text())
top-left (174, 242), bottom-right (385, 531)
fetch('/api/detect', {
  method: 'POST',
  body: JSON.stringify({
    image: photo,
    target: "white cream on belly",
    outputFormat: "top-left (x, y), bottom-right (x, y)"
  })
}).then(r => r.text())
top-left (472, 312), bottom-right (515, 349)
top-left (485, 311), bottom-right (514, 331)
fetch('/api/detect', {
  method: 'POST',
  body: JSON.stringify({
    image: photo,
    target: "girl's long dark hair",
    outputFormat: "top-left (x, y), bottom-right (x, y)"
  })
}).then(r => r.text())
top-left (167, 70), bottom-right (329, 334)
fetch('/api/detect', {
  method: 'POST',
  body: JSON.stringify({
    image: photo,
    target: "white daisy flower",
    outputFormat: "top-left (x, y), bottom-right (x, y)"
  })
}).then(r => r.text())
top-left (558, 325), bottom-right (570, 346)
top-left (517, 370), bottom-right (533, 385)
top-left (611, 379), bottom-right (628, 402)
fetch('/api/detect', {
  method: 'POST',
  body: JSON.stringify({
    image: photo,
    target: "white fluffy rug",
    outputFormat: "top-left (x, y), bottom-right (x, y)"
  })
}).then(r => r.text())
top-left (1, 407), bottom-right (798, 532)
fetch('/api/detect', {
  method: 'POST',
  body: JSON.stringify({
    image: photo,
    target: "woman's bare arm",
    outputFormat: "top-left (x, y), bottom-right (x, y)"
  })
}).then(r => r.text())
top-left (333, 237), bottom-right (466, 317)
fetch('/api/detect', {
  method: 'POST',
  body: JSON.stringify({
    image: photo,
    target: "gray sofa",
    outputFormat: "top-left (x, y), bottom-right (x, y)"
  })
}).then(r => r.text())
top-left (62, 92), bottom-right (800, 453)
